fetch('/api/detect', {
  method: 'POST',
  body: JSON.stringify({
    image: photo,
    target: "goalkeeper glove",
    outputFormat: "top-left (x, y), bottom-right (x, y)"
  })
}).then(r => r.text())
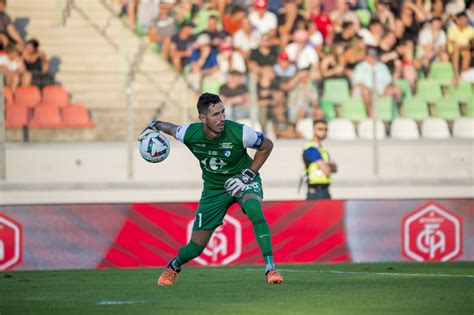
top-left (224, 168), bottom-right (257, 198)
top-left (138, 120), bottom-right (160, 141)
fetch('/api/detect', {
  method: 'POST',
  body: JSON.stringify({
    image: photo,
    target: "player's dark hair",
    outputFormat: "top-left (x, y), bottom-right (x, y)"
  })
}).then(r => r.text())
top-left (197, 93), bottom-right (222, 114)
top-left (313, 119), bottom-right (327, 126)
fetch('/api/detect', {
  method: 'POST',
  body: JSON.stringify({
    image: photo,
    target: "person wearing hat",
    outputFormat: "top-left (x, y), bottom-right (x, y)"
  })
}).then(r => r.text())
top-left (249, 0), bottom-right (278, 37)
top-left (170, 21), bottom-right (196, 72)
top-left (352, 46), bottom-right (402, 117)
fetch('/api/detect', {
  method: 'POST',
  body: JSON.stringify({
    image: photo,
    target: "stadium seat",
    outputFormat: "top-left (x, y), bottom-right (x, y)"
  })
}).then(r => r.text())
top-left (296, 117), bottom-right (314, 140)
top-left (62, 104), bottom-right (96, 128)
top-left (465, 98), bottom-right (474, 117)
top-left (327, 118), bottom-right (357, 140)
top-left (357, 118), bottom-right (386, 140)
top-left (355, 9), bottom-right (371, 26)
top-left (340, 99), bottom-right (368, 122)
top-left (452, 117), bottom-right (474, 139)
top-left (429, 62), bottom-right (454, 86)
top-left (320, 100), bottom-right (337, 121)
top-left (435, 97), bottom-right (461, 120)
top-left (29, 106), bottom-right (62, 128)
top-left (5, 104), bottom-right (28, 128)
top-left (3, 86), bottom-right (13, 106)
top-left (201, 77), bottom-right (223, 95)
top-left (421, 117), bottom-right (450, 139)
top-left (14, 85), bottom-right (41, 108)
top-left (447, 80), bottom-right (473, 103)
top-left (394, 79), bottom-right (412, 98)
top-left (322, 79), bottom-right (351, 104)
top-left (416, 79), bottom-right (443, 103)
top-left (390, 117), bottom-right (420, 139)
top-left (236, 119), bottom-right (262, 131)
top-left (402, 97), bottom-right (429, 121)
top-left (375, 97), bottom-right (397, 122)
top-left (42, 85), bottom-right (70, 108)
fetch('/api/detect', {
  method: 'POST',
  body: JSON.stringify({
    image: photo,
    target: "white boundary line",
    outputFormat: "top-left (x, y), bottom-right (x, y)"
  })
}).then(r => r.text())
top-left (244, 268), bottom-right (474, 278)
top-left (97, 300), bottom-right (155, 305)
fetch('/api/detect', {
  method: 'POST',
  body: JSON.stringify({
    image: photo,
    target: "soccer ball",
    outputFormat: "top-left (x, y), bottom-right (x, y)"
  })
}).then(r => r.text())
top-left (139, 132), bottom-right (170, 163)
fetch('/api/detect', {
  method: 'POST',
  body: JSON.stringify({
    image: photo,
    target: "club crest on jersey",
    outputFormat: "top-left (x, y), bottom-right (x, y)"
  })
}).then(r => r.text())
top-left (220, 142), bottom-right (233, 149)
top-left (224, 150), bottom-right (231, 157)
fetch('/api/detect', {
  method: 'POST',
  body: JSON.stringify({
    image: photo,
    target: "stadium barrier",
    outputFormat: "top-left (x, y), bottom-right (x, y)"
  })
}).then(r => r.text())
top-left (0, 199), bottom-right (472, 271)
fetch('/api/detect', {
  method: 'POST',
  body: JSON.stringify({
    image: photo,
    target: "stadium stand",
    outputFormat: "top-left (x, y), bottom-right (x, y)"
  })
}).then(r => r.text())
top-left (421, 117), bottom-right (451, 139)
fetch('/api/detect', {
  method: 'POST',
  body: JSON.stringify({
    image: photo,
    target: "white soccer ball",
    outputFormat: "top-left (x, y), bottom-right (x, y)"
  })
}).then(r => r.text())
top-left (139, 132), bottom-right (170, 163)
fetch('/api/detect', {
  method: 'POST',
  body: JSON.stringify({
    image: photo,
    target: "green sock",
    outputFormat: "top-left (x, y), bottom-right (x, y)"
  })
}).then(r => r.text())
top-left (242, 198), bottom-right (274, 264)
top-left (175, 240), bottom-right (206, 268)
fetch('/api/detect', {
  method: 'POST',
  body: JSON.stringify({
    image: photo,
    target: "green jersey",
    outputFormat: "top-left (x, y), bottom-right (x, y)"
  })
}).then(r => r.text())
top-left (176, 120), bottom-right (264, 190)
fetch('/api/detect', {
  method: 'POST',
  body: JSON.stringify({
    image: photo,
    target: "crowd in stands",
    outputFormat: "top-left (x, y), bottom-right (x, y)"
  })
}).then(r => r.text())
top-left (122, 0), bottom-right (473, 139)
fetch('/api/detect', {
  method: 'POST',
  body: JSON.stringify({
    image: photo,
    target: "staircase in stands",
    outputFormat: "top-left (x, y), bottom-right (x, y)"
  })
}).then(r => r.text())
top-left (8, 0), bottom-right (197, 141)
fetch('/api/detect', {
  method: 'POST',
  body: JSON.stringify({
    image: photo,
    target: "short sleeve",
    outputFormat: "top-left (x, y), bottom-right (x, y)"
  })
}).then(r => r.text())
top-left (242, 124), bottom-right (265, 149)
top-left (175, 124), bottom-right (190, 143)
top-left (303, 147), bottom-right (322, 162)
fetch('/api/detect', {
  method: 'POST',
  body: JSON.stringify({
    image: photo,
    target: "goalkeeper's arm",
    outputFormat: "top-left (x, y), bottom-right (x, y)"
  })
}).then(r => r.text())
top-left (249, 136), bottom-right (273, 173)
top-left (138, 120), bottom-right (179, 140)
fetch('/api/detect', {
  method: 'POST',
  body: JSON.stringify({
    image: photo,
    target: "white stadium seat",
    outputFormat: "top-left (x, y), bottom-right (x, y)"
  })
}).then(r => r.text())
top-left (421, 117), bottom-right (450, 139)
top-left (357, 118), bottom-right (386, 140)
top-left (390, 117), bottom-right (420, 139)
top-left (453, 117), bottom-right (474, 139)
top-left (327, 118), bottom-right (357, 140)
top-left (296, 118), bottom-right (314, 140)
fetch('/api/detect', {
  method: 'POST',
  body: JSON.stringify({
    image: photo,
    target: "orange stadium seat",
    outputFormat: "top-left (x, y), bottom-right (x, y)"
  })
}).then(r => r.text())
top-left (62, 104), bottom-right (95, 128)
top-left (42, 85), bottom-right (70, 108)
top-left (5, 104), bottom-right (28, 128)
top-left (14, 85), bottom-right (41, 108)
top-left (3, 86), bottom-right (13, 106)
top-left (29, 106), bottom-right (62, 128)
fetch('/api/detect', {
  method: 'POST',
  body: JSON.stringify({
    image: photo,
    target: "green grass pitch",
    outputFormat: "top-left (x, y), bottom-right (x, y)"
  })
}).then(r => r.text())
top-left (1, 262), bottom-right (473, 314)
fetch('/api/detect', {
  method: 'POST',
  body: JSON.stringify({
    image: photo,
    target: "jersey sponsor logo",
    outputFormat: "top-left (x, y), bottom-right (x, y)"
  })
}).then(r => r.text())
top-left (402, 202), bottom-right (463, 262)
top-left (220, 142), bottom-right (233, 149)
top-left (201, 157), bottom-right (228, 171)
top-left (187, 214), bottom-right (242, 266)
top-left (224, 150), bottom-right (231, 157)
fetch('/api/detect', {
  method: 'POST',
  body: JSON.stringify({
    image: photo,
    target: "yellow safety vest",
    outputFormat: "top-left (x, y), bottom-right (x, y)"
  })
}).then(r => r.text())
top-left (303, 141), bottom-right (332, 185)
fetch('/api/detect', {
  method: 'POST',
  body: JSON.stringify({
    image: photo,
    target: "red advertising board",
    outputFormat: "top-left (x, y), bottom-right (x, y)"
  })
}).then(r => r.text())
top-left (0, 213), bottom-right (23, 271)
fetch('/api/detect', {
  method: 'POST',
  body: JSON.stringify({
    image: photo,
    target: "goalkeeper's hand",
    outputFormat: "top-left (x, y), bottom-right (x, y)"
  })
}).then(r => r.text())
top-left (138, 120), bottom-right (160, 141)
top-left (224, 168), bottom-right (257, 198)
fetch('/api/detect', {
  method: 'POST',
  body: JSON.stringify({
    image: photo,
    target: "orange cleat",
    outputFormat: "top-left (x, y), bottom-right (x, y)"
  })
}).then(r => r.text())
top-left (266, 270), bottom-right (284, 285)
top-left (157, 267), bottom-right (179, 286)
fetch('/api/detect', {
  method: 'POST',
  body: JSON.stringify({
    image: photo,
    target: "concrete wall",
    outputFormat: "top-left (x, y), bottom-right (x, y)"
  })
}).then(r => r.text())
top-left (1, 139), bottom-right (473, 204)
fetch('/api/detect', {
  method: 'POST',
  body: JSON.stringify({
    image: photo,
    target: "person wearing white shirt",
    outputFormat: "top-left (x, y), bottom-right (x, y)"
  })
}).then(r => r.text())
top-left (248, 0), bottom-right (277, 37)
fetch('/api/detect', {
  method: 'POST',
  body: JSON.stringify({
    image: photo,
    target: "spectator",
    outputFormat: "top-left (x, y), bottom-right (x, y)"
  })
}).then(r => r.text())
top-left (0, 46), bottom-right (30, 91)
top-left (358, 19), bottom-right (384, 48)
top-left (352, 47), bottom-right (401, 116)
top-left (343, 35), bottom-right (366, 79)
top-left (249, 0), bottom-right (278, 37)
top-left (0, 0), bottom-right (24, 50)
top-left (135, 0), bottom-right (160, 34)
top-left (200, 15), bottom-right (227, 49)
top-left (416, 17), bottom-right (448, 73)
top-left (302, 119), bottom-right (337, 200)
top-left (374, 0), bottom-right (396, 32)
top-left (170, 22), bottom-right (195, 73)
top-left (273, 50), bottom-right (298, 92)
top-left (284, 29), bottom-right (319, 71)
top-left (277, 1), bottom-right (306, 49)
top-left (192, 0), bottom-right (222, 35)
top-left (333, 21), bottom-right (357, 50)
top-left (217, 37), bottom-right (247, 76)
top-left (468, 2), bottom-right (474, 27)
top-left (219, 70), bottom-right (249, 120)
top-left (233, 17), bottom-right (260, 60)
top-left (448, 12), bottom-right (474, 84)
top-left (270, 102), bottom-right (302, 139)
top-left (306, 2), bottom-right (334, 45)
top-left (320, 43), bottom-right (346, 81)
top-left (148, 2), bottom-right (176, 59)
top-left (378, 31), bottom-right (402, 81)
top-left (329, 0), bottom-right (360, 34)
top-left (394, 1), bottom-right (426, 44)
top-left (222, 5), bottom-right (246, 35)
top-left (21, 39), bottom-right (55, 88)
top-left (188, 33), bottom-right (220, 91)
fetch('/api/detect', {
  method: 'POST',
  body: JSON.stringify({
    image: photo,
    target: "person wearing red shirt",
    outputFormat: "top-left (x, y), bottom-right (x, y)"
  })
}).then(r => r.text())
top-left (306, 3), bottom-right (334, 44)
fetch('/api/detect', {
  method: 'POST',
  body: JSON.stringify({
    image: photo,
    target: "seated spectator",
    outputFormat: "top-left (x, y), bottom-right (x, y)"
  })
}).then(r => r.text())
top-left (0, 0), bottom-right (24, 50)
top-left (305, 2), bottom-right (334, 45)
top-left (394, 1), bottom-right (426, 44)
top-left (277, 1), bottom-right (306, 49)
top-left (343, 35), bottom-right (366, 79)
top-left (148, 2), bottom-right (176, 59)
top-left (352, 47), bottom-right (401, 116)
top-left (217, 38), bottom-right (247, 77)
top-left (0, 46), bottom-right (30, 91)
top-left (21, 39), bottom-right (55, 88)
top-left (416, 17), bottom-right (448, 73)
top-left (222, 5), bottom-right (245, 36)
top-left (273, 51), bottom-right (298, 92)
top-left (200, 15), bottom-right (227, 49)
top-left (333, 21), bottom-right (357, 50)
top-left (233, 17), bottom-right (261, 60)
top-left (378, 31), bottom-right (402, 81)
top-left (170, 22), bottom-right (195, 72)
top-left (374, 0), bottom-right (396, 32)
top-left (329, 0), bottom-right (360, 34)
top-left (249, 0), bottom-right (278, 37)
top-left (320, 43), bottom-right (346, 81)
top-left (188, 33), bottom-right (220, 91)
top-left (284, 29), bottom-right (319, 71)
top-left (219, 70), bottom-right (249, 120)
top-left (286, 70), bottom-right (319, 124)
top-left (448, 12), bottom-right (474, 84)
top-left (192, 0), bottom-right (222, 35)
top-left (270, 102), bottom-right (302, 139)
top-left (358, 19), bottom-right (384, 48)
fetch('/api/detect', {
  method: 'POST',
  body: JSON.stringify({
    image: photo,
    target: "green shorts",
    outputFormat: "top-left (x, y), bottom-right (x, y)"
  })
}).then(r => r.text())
top-left (193, 180), bottom-right (264, 230)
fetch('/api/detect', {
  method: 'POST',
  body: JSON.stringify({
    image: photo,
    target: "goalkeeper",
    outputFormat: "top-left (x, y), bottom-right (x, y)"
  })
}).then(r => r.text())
top-left (139, 92), bottom-right (284, 285)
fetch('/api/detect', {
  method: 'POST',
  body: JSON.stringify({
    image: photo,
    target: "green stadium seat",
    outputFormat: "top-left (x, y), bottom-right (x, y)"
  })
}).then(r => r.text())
top-left (355, 9), bottom-right (371, 27)
top-left (435, 96), bottom-right (461, 120)
top-left (429, 62), bottom-right (454, 86)
top-left (340, 98), bottom-right (367, 122)
top-left (322, 79), bottom-right (351, 104)
top-left (464, 98), bottom-right (474, 117)
top-left (375, 97), bottom-right (397, 122)
top-left (201, 77), bottom-right (223, 95)
top-left (447, 80), bottom-right (473, 103)
top-left (320, 99), bottom-right (337, 121)
top-left (394, 79), bottom-right (412, 98)
top-left (402, 97), bottom-right (429, 121)
top-left (416, 79), bottom-right (443, 103)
